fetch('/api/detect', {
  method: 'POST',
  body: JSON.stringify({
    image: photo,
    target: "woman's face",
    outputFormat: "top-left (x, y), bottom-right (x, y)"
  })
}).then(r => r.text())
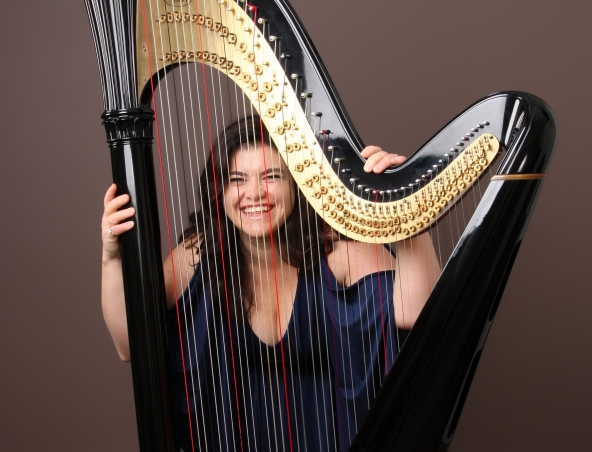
top-left (224, 143), bottom-right (296, 241)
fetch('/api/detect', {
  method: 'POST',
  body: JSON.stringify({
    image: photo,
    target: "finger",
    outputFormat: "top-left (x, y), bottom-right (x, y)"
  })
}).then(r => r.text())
top-left (108, 207), bottom-right (136, 226)
top-left (104, 185), bottom-right (131, 210)
top-left (363, 151), bottom-right (388, 172)
top-left (104, 193), bottom-right (131, 215)
top-left (105, 221), bottom-right (135, 238)
top-left (104, 184), bottom-right (118, 207)
top-left (372, 154), bottom-right (407, 173)
top-left (360, 145), bottom-right (384, 158)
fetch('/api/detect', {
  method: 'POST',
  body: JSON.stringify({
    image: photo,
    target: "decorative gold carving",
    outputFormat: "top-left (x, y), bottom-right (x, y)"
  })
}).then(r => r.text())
top-left (136, 0), bottom-right (501, 243)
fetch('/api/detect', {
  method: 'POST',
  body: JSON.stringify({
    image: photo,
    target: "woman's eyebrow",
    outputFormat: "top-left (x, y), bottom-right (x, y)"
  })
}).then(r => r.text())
top-left (262, 168), bottom-right (285, 175)
top-left (228, 170), bottom-right (246, 176)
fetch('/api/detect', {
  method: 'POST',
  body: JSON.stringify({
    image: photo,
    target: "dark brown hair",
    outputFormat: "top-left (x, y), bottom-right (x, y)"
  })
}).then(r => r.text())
top-left (181, 116), bottom-right (335, 322)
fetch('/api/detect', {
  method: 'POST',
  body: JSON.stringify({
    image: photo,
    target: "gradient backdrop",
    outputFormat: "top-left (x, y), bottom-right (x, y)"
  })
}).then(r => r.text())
top-left (1, 0), bottom-right (590, 450)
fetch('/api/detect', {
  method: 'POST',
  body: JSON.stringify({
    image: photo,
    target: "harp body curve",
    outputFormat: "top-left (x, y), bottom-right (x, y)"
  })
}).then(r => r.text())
top-left (86, 0), bottom-right (557, 450)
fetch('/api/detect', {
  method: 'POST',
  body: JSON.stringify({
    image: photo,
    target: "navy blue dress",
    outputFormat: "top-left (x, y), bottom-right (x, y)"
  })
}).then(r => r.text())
top-left (167, 259), bottom-right (407, 452)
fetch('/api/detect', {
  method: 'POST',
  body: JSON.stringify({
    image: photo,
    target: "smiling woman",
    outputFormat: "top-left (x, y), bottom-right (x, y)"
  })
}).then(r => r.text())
top-left (101, 116), bottom-right (439, 452)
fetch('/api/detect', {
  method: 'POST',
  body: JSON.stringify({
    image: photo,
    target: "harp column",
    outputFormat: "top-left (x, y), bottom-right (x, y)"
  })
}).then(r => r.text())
top-left (102, 108), bottom-right (175, 452)
top-left (86, 0), bottom-right (175, 449)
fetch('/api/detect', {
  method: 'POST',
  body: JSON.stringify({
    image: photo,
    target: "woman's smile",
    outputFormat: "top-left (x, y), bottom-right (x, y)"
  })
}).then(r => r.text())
top-left (241, 204), bottom-right (271, 218)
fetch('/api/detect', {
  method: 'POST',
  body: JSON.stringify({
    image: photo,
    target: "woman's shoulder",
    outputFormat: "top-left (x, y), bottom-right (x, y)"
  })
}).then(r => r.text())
top-left (326, 239), bottom-right (397, 287)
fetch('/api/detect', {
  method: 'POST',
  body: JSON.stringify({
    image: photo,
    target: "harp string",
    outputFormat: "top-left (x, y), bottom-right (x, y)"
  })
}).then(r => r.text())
top-left (238, 7), bottom-right (274, 449)
top-left (243, 111), bottom-right (277, 449)
top-left (253, 5), bottom-right (295, 448)
top-left (150, 1), bottom-right (212, 448)
top-left (372, 192), bottom-right (387, 374)
top-left (227, 55), bottom-right (258, 451)
top-left (247, 5), bottom-right (287, 447)
top-left (198, 3), bottom-right (239, 450)
top-left (368, 201), bottom-right (383, 370)
top-left (309, 156), bottom-right (336, 452)
top-left (319, 134), bottom-right (347, 448)
top-left (369, 206), bottom-right (384, 390)
top-left (386, 192), bottom-right (400, 364)
top-left (220, 0), bottom-right (276, 449)
top-left (335, 231), bottom-right (360, 435)
top-left (331, 159), bottom-right (362, 421)
top-left (201, 3), bottom-right (246, 447)
top-left (196, 2), bottom-right (248, 450)
top-left (150, 0), bottom-right (236, 446)
top-left (322, 222), bottom-right (346, 448)
top-left (363, 211), bottom-right (384, 396)
top-left (272, 23), bottom-right (308, 451)
top-left (222, 11), bottom-right (262, 451)
top-left (362, 194), bottom-right (382, 396)
top-left (139, 0), bottom-right (200, 449)
top-left (155, 1), bottom-right (219, 448)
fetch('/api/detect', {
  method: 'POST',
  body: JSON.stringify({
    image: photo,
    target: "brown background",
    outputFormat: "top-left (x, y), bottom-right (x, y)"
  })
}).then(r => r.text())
top-left (1, 0), bottom-right (590, 450)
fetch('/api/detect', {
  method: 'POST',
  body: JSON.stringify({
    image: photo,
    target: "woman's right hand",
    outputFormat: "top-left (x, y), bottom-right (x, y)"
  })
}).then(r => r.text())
top-left (102, 184), bottom-right (136, 262)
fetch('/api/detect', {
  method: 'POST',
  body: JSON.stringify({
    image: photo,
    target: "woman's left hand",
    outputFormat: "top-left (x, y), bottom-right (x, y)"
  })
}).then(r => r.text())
top-left (361, 146), bottom-right (406, 174)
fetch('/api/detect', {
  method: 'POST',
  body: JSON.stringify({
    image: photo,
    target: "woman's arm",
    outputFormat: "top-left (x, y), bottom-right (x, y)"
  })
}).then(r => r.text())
top-left (327, 146), bottom-right (441, 329)
top-left (101, 184), bottom-right (135, 361)
top-left (393, 233), bottom-right (440, 329)
top-left (101, 184), bottom-right (200, 361)
top-left (328, 235), bottom-right (439, 330)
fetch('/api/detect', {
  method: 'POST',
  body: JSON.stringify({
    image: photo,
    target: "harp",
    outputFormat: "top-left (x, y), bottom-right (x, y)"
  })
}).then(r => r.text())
top-left (86, 0), bottom-right (556, 451)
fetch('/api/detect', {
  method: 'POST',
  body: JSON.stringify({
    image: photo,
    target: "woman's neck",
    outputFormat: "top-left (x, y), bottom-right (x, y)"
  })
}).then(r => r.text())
top-left (240, 234), bottom-right (285, 270)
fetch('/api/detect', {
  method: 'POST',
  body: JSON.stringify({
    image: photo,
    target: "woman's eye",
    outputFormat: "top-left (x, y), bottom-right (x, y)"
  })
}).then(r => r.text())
top-left (228, 178), bottom-right (245, 185)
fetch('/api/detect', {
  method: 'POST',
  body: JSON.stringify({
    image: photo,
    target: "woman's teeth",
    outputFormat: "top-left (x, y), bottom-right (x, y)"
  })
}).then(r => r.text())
top-left (243, 206), bottom-right (270, 214)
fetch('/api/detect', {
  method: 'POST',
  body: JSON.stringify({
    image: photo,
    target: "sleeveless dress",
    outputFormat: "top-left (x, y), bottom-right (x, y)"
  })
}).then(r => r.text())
top-left (167, 259), bottom-right (408, 452)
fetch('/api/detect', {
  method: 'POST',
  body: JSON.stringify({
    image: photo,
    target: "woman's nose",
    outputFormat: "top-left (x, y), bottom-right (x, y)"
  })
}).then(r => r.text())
top-left (244, 179), bottom-right (266, 199)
